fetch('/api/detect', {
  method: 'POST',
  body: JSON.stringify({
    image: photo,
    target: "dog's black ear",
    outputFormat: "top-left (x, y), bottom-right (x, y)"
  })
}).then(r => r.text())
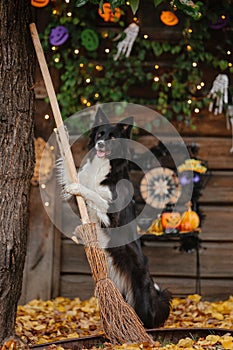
top-left (117, 116), bottom-right (134, 138)
top-left (93, 107), bottom-right (110, 126)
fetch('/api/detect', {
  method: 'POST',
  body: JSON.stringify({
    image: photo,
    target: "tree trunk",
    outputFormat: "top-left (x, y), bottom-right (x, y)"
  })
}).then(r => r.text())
top-left (0, 1), bottom-right (35, 345)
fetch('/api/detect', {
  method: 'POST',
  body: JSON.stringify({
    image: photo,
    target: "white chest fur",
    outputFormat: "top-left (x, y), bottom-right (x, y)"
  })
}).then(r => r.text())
top-left (78, 155), bottom-right (112, 228)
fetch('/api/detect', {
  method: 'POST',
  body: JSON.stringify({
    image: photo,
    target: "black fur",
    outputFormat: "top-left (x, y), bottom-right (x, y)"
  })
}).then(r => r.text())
top-left (86, 108), bottom-right (171, 329)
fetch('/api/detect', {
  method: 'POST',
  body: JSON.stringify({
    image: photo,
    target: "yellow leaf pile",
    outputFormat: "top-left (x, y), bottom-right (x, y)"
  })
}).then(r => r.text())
top-left (16, 297), bottom-right (102, 345)
top-left (14, 294), bottom-right (233, 349)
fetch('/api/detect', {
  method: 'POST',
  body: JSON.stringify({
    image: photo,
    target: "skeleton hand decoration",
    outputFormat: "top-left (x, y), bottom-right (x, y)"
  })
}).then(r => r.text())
top-left (113, 23), bottom-right (139, 61)
top-left (208, 74), bottom-right (229, 115)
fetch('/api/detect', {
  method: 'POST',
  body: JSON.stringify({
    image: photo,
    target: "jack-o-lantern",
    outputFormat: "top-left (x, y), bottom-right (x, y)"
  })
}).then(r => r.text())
top-left (160, 11), bottom-right (179, 26)
top-left (180, 202), bottom-right (200, 232)
top-left (98, 3), bottom-right (121, 22)
top-left (161, 211), bottom-right (181, 229)
top-left (49, 26), bottom-right (69, 46)
top-left (31, 0), bottom-right (49, 8)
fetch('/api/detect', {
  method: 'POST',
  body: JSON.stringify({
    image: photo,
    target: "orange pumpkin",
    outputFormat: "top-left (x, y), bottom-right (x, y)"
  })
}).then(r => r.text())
top-left (31, 0), bottom-right (49, 7)
top-left (160, 11), bottom-right (179, 26)
top-left (98, 3), bottom-right (121, 22)
top-left (180, 202), bottom-right (200, 232)
top-left (161, 211), bottom-right (181, 229)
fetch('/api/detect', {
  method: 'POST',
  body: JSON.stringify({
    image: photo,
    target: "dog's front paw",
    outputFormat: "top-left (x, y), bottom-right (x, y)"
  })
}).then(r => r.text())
top-left (64, 183), bottom-right (81, 196)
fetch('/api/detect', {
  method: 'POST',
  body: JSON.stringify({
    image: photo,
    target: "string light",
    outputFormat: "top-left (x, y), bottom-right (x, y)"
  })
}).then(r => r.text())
top-left (65, 0), bottom-right (70, 3)
top-left (196, 84), bottom-right (202, 90)
top-left (154, 64), bottom-right (159, 69)
top-left (41, 184), bottom-right (46, 189)
top-left (192, 62), bottom-right (198, 67)
top-left (95, 93), bottom-right (99, 98)
top-left (105, 48), bottom-right (110, 53)
top-left (186, 45), bottom-right (192, 51)
top-left (52, 9), bottom-right (58, 15)
top-left (79, 63), bottom-right (84, 67)
top-left (167, 82), bottom-right (172, 87)
top-left (74, 49), bottom-right (79, 54)
top-left (188, 28), bottom-right (193, 33)
top-left (154, 76), bottom-right (159, 82)
top-left (95, 65), bottom-right (103, 71)
top-left (187, 99), bottom-right (192, 104)
top-left (228, 62), bottom-right (232, 67)
top-left (102, 32), bottom-right (109, 39)
top-left (126, 1), bottom-right (130, 5)
top-left (44, 201), bottom-right (50, 207)
top-left (200, 82), bottom-right (205, 87)
top-left (221, 15), bottom-right (226, 19)
top-left (227, 50), bottom-right (231, 55)
top-left (54, 57), bottom-right (60, 63)
top-left (52, 46), bottom-right (56, 51)
top-left (86, 78), bottom-right (91, 83)
top-left (143, 34), bottom-right (149, 39)
top-left (44, 114), bottom-right (50, 120)
top-left (67, 11), bottom-right (72, 17)
top-left (133, 17), bottom-right (138, 22)
top-left (86, 102), bottom-right (91, 107)
top-left (50, 146), bottom-right (54, 151)
top-left (194, 108), bottom-right (200, 113)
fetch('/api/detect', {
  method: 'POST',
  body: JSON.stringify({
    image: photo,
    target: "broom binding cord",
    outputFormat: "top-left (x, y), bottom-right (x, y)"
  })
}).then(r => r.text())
top-left (30, 22), bottom-right (153, 345)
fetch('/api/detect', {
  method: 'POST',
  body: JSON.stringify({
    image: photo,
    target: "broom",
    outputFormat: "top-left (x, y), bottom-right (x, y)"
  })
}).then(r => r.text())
top-left (29, 23), bottom-right (153, 345)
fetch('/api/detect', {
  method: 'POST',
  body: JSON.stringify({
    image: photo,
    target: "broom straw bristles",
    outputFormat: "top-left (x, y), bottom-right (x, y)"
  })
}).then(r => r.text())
top-left (76, 224), bottom-right (153, 345)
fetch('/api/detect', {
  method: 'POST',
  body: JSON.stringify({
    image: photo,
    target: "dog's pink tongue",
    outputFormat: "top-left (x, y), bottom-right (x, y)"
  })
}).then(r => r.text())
top-left (97, 150), bottom-right (106, 158)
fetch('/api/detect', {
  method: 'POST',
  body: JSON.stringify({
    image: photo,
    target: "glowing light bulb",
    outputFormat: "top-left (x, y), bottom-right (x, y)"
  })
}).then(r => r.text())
top-left (41, 184), bottom-right (46, 189)
top-left (96, 65), bottom-right (103, 71)
top-left (188, 28), bottom-right (193, 33)
top-left (167, 82), bottom-right (172, 87)
top-left (44, 114), bottom-right (50, 120)
top-left (44, 202), bottom-right (49, 207)
top-left (154, 76), bottom-right (159, 82)
top-left (227, 50), bottom-right (231, 55)
top-left (200, 82), bottom-right (205, 87)
top-left (154, 64), bottom-right (159, 69)
top-left (187, 99), bottom-right (192, 104)
top-left (186, 45), bottom-right (192, 51)
top-left (228, 62), bottom-right (232, 67)
top-left (196, 85), bottom-right (201, 90)
top-left (192, 62), bottom-right (197, 67)
top-left (95, 93), bottom-right (99, 98)
top-left (74, 49), bottom-right (79, 54)
top-left (194, 108), bottom-right (200, 113)
top-left (50, 146), bottom-right (54, 151)
top-left (52, 46), bottom-right (56, 51)
top-left (86, 102), bottom-right (91, 107)
top-left (80, 63), bottom-right (84, 68)
top-left (105, 48), bottom-right (110, 53)
top-left (67, 11), bottom-right (72, 17)
top-left (144, 34), bottom-right (148, 39)
top-left (54, 57), bottom-right (60, 63)
top-left (86, 78), bottom-right (91, 83)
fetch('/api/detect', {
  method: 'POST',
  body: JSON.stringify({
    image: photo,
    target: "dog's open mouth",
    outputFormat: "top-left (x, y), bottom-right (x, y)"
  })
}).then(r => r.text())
top-left (96, 150), bottom-right (111, 158)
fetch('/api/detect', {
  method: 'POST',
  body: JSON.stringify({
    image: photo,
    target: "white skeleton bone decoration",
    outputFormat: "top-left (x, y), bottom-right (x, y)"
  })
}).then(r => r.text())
top-left (113, 23), bottom-right (139, 61)
top-left (208, 74), bottom-right (229, 115)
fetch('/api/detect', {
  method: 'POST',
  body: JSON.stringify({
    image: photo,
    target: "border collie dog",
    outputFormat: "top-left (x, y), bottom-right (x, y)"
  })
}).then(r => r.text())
top-left (60, 108), bottom-right (171, 329)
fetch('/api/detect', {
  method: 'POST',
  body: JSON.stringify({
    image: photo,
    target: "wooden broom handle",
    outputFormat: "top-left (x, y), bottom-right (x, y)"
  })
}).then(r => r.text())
top-left (30, 22), bottom-right (90, 224)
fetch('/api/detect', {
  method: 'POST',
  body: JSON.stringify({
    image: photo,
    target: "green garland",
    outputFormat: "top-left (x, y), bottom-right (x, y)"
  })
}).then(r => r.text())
top-left (41, 0), bottom-right (233, 128)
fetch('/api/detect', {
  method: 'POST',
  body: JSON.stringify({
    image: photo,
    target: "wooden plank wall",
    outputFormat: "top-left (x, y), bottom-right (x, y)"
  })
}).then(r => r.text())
top-left (60, 113), bottom-right (233, 301)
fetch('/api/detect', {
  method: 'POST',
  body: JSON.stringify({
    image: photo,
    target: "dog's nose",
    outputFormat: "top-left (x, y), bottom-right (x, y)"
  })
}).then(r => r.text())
top-left (97, 140), bottom-right (105, 149)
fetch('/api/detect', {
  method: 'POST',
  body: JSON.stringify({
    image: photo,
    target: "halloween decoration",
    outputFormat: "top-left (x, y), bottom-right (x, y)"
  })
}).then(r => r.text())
top-left (180, 202), bottom-right (200, 232)
top-left (171, 0), bottom-right (202, 20)
top-left (114, 23), bottom-right (139, 61)
top-left (31, 0), bottom-right (49, 7)
top-left (161, 211), bottom-right (181, 229)
top-left (31, 137), bottom-right (55, 186)
top-left (208, 74), bottom-right (229, 115)
top-left (160, 11), bottom-right (179, 26)
top-left (178, 159), bottom-right (207, 174)
top-left (210, 15), bottom-right (229, 30)
top-left (81, 29), bottom-right (99, 51)
top-left (147, 215), bottom-right (163, 235)
top-left (140, 167), bottom-right (181, 209)
top-left (98, 3), bottom-right (121, 22)
top-left (49, 26), bottom-right (69, 46)
top-left (30, 23), bottom-right (153, 345)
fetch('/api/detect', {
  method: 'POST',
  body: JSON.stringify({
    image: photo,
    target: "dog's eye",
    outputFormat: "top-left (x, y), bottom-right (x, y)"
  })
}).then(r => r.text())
top-left (109, 133), bottom-right (116, 140)
top-left (97, 132), bottom-right (104, 139)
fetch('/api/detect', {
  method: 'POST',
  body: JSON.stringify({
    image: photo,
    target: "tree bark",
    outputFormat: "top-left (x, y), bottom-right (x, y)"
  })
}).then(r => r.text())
top-left (0, 1), bottom-right (35, 345)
